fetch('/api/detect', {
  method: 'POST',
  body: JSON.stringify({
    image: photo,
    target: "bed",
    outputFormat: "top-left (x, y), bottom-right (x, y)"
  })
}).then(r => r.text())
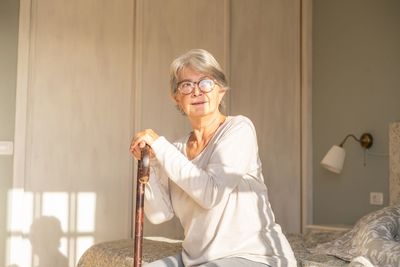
top-left (77, 123), bottom-right (400, 267)
top-left (76, 206), bottom-right (400, 267)
top-left (77, 231), bottom-right (349, 267)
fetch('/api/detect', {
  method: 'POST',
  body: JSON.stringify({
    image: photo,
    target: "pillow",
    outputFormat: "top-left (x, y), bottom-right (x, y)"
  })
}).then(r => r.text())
top-left (312, 205), bottom-right (400, 267)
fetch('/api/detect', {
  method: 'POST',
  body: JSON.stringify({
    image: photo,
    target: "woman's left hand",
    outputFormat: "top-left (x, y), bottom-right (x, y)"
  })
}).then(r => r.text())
top-left (130, 129), bottom-right (159, 160)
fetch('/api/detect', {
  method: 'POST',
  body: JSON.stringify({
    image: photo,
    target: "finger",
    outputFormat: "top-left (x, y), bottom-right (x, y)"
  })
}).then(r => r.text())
top-left (139, 140), bottom-right (146, 148)
top-left (130, 146), bottom-right (138, 157)
top-left (130, 137), bottom-right (142, 154)
top-left (130, 140), bottom-right (140, 152)
top-left (133, 147), bottom-right (141, 160)
top-left (131, 136), bottom-right (144, 151)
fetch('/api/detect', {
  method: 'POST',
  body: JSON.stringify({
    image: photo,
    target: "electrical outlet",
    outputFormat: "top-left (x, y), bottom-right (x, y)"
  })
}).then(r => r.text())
top-left (370, 192), bottom-right (383, 205)
top-left (0, 141), bottom-right (13, 155)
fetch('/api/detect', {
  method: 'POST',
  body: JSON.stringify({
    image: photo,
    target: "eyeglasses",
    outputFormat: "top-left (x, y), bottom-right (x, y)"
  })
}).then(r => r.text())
top-left (176, 78), bottom-right (217, 95)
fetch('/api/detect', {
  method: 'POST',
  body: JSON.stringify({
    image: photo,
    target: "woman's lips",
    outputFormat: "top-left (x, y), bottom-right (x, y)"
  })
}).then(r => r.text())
top-left (191, 101), bottom-right (207, 105)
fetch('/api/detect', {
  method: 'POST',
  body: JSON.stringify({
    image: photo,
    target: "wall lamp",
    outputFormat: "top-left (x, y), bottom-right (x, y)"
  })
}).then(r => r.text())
top-left (320, 133), bottom-right (373, 174)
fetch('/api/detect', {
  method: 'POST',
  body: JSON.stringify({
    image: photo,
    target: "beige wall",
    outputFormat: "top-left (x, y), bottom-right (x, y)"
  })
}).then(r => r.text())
top-left (313, 0), bottom-right (400, 224)
top-left (229, 0), bottom-right (301, 233)
top-left (10, 0), bottom-right (135, 266)
top-left (4, 0), bottom-right (306, 266)
top-left (0, 0), bottom-right (19, 265)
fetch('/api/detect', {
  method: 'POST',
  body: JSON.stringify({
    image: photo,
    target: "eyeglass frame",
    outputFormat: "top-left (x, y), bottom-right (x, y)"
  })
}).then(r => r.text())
top-left (175, 77), bottom-right (219, 95)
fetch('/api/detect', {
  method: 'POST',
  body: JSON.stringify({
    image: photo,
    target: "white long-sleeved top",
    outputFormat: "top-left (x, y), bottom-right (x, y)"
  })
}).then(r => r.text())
top-left (144, 115), bottom-right (297, 267)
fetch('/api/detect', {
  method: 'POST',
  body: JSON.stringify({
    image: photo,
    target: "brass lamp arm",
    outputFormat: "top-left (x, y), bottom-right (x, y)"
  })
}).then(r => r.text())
top-left (339, 133), bottom-right (373, 149)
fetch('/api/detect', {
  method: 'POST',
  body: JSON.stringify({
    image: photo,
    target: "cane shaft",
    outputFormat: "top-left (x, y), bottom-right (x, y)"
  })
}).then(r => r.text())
top-left (133, 146), bottom-right (150, 267)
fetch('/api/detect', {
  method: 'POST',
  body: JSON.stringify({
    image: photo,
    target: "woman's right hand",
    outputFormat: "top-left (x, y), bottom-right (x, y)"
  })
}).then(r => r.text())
top-left (129, 129), bottom-right (159, 160)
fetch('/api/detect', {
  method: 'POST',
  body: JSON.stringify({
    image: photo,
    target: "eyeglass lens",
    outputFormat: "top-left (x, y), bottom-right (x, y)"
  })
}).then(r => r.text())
top-left (178, 79), bottom-right (215, 94)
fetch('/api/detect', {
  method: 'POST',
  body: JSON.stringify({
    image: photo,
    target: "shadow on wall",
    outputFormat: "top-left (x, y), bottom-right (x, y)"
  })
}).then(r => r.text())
top-left (28, 216), bottom-right (69, 267)
top-left (7, 216), bottom-right (68, 267)
top-left (6, 189), bottom-right (96, 267)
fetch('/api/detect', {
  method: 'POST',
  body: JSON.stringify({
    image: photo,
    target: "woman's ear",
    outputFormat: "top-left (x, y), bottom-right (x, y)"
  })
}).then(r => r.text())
top-left (218, 88), bottom-right (226, 100)
top-left (171, 93), bottom-right (185, 115)
top-left (170, 92), bottom-right (179, 105)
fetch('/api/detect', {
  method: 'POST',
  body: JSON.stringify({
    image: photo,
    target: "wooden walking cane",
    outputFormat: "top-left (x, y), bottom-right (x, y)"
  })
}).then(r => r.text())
top-left (133, 145), bottom-right (150, 267)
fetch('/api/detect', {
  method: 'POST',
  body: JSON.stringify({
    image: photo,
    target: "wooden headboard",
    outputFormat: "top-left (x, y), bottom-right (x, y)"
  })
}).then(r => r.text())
top-left (389, 122), bottom-right (400, 205)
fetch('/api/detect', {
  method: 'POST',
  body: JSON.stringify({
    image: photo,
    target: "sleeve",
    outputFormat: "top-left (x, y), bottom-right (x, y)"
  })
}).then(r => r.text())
top-left (143, 160), bottom-right (174, 224)
top-left (151, 118), bottom-right (258, 210)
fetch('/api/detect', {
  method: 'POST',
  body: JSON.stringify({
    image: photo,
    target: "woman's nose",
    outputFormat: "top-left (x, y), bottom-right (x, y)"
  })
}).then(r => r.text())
top-left (192, 85), bottom-right (203, 96)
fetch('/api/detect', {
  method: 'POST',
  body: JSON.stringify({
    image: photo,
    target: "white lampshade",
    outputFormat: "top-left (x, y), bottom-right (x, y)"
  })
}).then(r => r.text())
top-left (320, 145), bottom-right (346, 174)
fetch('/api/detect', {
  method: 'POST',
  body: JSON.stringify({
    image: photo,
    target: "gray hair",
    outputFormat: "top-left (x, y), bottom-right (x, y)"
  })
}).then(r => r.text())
top-left (170, 49), bottom-right (229, 95)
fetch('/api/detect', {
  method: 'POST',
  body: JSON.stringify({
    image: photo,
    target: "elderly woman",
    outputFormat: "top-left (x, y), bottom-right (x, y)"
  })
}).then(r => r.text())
top-left (130, 49), bottom-right (296, 267)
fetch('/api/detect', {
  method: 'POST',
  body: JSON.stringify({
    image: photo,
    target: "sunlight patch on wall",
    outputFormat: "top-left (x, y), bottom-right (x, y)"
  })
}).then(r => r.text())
top-left (7, 189), bottom-right (33, 233)
top-left (6, 189), bottom-right (33, 266)
top-left (77, 192), bottom-right (96, 232)
top-left (42, 192), bottom-right (69, 232)
top-left (6, 236), bottom-right (32, 267)
top-left (6, 189), bottom-right (97, 267)
top-left (76, 236), bottom-right (94, 263)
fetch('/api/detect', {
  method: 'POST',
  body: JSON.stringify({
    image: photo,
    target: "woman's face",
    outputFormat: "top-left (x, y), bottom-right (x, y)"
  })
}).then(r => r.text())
top-left (174, 67), bottom-right (225, 118)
